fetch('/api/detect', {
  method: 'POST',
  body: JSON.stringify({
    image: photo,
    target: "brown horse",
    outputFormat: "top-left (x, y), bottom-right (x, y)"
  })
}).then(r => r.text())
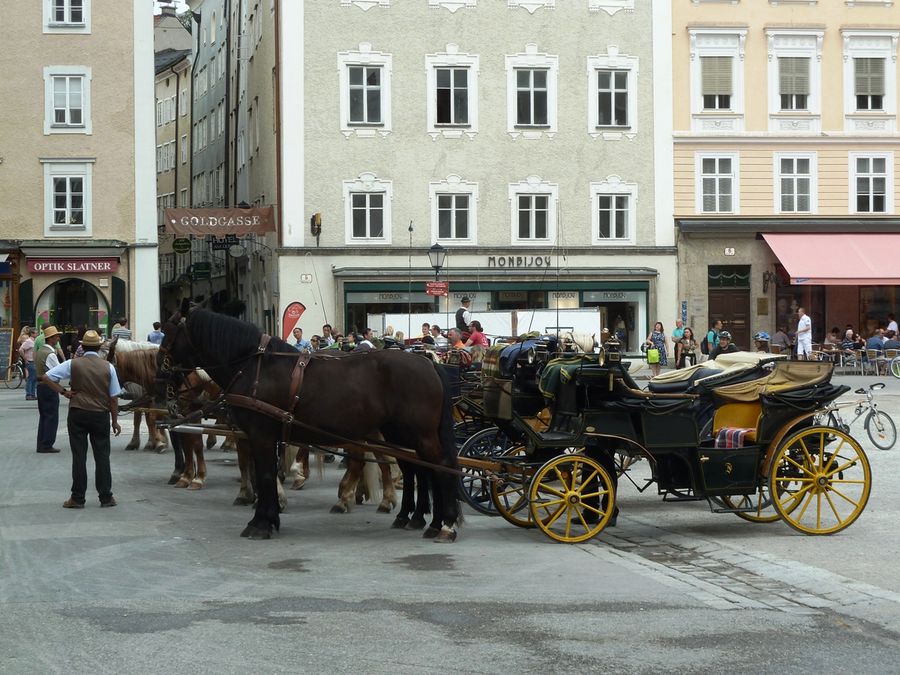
top-left (157, 304), bottom-right (461, 541)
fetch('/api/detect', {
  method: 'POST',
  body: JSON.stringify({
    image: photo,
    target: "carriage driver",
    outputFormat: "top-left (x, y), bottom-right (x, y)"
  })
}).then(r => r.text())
top-left (42, 330), bottom-right (123, 508)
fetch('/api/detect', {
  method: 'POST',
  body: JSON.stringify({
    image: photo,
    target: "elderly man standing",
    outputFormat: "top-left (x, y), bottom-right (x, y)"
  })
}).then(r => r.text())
top-left (35, 325), bottom-right (65, 453)
top-left (42, 330), bottom-right (123, 509)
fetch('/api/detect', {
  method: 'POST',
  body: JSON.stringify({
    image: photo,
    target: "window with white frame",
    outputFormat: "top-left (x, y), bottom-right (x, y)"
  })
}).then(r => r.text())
top-left (689, 29), bottom-right (746, 132)
top-left (218, 103), bottom-right (225, 137)
top-left (851, 154), bottom-right (892, 214)
top-left (506, 45), bottom-right (558, 138)
top-left (508, 176), bottom-right (558, 245)
top-left (180, 188), bottom-right (188, 207)
top-left (842, 30), bottom-right (898, 132)
top-left (44, 0), bottom-right (90, 33)
top-left (180, 88), bottom-right (187, 114)
top-left (338, 44), bottom-right (392, 137)
top-left (181, 134), bottom-right (188, 163)
top-left (426, 46), bottom-right (479, 138)
top-left (587, 48), bottom-right (639, 138)
top-left (766, 28), bottom-right (825, 133)
top-left (429, 175), bottom-right (478, 244)
top-left (775, 154), bottom-right (816, 214)
top-left (44, 67), bottom-right (91, 134)
top-left (343, 173), bottom-right (393, 244)
top-left (156, 99), bottom-right (164, 127)
top-left (696, 154), bottom-right (738, 214)
top-left (590, 176), bottom-right (637, 245)
top-left (42, 159), bottom-right (92, 236)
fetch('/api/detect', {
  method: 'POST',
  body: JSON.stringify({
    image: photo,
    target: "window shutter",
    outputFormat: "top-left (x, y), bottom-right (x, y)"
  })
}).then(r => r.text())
top-left (779, 57), bottom-right (809, 95)
top-left (855, 58), bottom-right (885, 96)
top-left (701, 56), bottom-right (732, 96)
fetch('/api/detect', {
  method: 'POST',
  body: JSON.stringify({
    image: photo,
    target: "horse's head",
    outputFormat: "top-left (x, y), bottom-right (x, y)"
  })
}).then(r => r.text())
top-left (106, 335), bottom-right (119, 364)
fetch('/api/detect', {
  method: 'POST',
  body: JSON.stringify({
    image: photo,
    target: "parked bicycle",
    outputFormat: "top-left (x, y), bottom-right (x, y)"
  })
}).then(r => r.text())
top-left (890, 355), bottom-right (900, 380)
top-left (4, 359), bottom-right (25, 389)
top-left (814, 382), bottom-right (896, 450)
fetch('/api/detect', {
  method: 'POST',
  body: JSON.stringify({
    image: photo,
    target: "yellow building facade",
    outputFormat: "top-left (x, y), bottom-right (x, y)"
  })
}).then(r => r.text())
top-left (673, 0), bottom-right (900, 348)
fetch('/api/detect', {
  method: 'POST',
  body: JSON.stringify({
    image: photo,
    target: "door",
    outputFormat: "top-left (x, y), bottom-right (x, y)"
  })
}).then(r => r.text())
top-left (709, 289), bottom-right (751, 350)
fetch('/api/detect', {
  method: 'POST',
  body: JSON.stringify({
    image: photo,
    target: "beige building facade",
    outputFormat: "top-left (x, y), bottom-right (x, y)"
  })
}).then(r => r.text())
top-left (673, 0), bottom-right (900, 348)
top-left (275, 0), bottom-right (675, 351)
top-left (0, 0), bottom-right (158, 352)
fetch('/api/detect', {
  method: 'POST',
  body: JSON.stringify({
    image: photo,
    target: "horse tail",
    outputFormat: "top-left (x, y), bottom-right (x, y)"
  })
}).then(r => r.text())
top-left (434, 364), bottom-right (459, 468)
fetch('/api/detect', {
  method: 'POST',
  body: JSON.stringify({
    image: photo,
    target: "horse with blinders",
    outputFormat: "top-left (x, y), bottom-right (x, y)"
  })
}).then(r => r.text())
top-left (157, 302), bottom-right (462, 541)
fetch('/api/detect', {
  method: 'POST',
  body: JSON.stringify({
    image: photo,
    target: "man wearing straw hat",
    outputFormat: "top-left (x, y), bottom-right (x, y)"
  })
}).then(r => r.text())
top-left (35, 325), bottom-right (65, 453)
top-left (42, 330), bottom-right (123, 508)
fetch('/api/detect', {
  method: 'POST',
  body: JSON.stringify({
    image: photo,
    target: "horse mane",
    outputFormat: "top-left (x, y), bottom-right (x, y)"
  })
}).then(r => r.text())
top-left (186, 309), bottom-right (295, 365)
top-left (112, 340), bottom-right (159, 353)
top-left (113, 348), bottom-right (160, 389)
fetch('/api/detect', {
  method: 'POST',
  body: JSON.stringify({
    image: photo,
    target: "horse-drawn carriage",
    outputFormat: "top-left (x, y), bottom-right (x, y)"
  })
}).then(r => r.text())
top-left (156, 304), bottom-right (871, 545)
top-left (457, 337), bottom-right (871, 542)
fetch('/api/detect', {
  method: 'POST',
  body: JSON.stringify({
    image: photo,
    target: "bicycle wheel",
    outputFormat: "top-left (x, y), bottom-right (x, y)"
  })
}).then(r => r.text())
top-left (890, 356), bottom-right (900, 380)
top-left (865, 410), bottom-right (897, 450)
top-left (4, 365), bottom-right (23, 389)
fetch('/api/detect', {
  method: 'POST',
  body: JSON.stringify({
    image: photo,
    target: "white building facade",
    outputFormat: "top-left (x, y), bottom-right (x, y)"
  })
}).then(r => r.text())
top-left (276, 0), bottom-right (674, 350)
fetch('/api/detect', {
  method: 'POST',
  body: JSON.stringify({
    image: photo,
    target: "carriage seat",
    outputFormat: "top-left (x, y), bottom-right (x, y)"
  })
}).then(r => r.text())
top-left (712, 401), bottom-right (761, 447)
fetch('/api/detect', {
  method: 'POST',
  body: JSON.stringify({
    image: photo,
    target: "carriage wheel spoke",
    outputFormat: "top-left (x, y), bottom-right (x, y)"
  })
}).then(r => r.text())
top-left (830, 478), bottom-right (866, 485)
top-left (781, 482), bottom-right (814, 513)
top-left (538, 484), bottom-right (566, 498)
top-left (579, 490), bottom-right (607, 500)
top-left (575, 507), bottom-right (590, 532)
top-left (553, 467), bottom-right (569, 490)
top-left (539, 502), bottom-right (565, 522)
top-left (545, 502), bottom-right (567, 528)
top-left (827, 485), bottom-right (861, 509)
top-left (564, 506), bottom-right (573, 538)
top-left (581, 503), bottom-right (603, 516)
top-left (826, 458), bottom-right (858, 478)
top-left (537, 498), bottom-right (565, 509)
top-left (798, 438), bottom-right (815, 468)
top-left (576, 470), bottom-right (599, 494)
top-left (824, 491), bottom-right (843, 523)
top-left (784, 454), bottom-right (815, 477)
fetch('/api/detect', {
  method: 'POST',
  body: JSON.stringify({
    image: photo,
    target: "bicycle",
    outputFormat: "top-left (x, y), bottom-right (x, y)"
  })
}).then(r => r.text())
top-left (814, 382), bottom-right (896, 451)
top-left (890, 355), bottom-right (900, 380)
top-left (4, 359), bottom-right (25, 389)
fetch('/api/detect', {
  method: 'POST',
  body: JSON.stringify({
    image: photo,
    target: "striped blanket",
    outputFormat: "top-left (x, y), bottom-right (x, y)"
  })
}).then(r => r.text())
top-left (715, 427), bottom-right (754, 449)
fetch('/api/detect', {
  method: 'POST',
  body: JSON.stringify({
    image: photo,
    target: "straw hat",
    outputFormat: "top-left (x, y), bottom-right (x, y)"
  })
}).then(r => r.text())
top-left (80, 330), bottom-right (103, 347)
top-left (42, 325), bottom-right (61, 340)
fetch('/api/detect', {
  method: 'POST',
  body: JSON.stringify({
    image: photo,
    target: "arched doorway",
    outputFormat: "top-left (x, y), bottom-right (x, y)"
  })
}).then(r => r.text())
top-left (34, 278), bottom-right (109, 355)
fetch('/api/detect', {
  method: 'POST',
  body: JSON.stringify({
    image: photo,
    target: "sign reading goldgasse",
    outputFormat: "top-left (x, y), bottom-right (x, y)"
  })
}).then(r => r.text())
top-left (27, 258), bottom-right (119, 274)
top-left (164, 207), bottom-right (276, 237)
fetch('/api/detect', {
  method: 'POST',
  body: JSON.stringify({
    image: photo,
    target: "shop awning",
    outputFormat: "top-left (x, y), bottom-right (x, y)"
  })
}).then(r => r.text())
top-left (762, 233), bottom-right (900, 285)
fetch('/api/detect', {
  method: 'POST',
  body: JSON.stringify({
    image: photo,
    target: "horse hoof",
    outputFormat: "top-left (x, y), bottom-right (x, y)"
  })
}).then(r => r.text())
top-left (376, 504), bottom-right (392, 514)
top-left (233, 496), bottom-right (253, 506)
top-left (240, 525), bottom-right (272, 539)
top-left (187, 480), bottom-right (203, 491)
top-left (167, 473), bottom-right (180, 485)
top-left (391, 516), bottom-right (409, 529)
top-left (330, 504), bottom-right (348, 514)
top-left (407, 516), bottom-right (427, 530)
top-left (422, 526), bottom-right (441, 539)
top-left (174, 478), bottom-right (190, 488)
top-left (434, 528), bottom-right (458, 544)
top-left (125, 444), bottom-right (138, 451)
top-left (155, 445), bottom-right (168, 455)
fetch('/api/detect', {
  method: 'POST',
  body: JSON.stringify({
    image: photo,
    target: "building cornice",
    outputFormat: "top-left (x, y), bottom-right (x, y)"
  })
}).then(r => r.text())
top-left (276, 246), bottom-right (678, 258)
top-left (675, 133), bottom-right (900, 144)
top-left (676, 217), bottom-right (900, 233)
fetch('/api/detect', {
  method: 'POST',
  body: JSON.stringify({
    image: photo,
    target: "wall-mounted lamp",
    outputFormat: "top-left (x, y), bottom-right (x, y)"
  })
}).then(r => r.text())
top-left (762, 270), bottom-right (778, 294)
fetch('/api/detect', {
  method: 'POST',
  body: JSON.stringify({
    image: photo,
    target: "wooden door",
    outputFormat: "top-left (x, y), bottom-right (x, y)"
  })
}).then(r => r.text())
top-left (709, 289), bottom-right (751, 350)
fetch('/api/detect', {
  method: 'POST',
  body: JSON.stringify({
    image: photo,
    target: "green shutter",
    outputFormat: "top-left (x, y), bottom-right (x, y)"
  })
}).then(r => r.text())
top-left (855, 58), bottom-right (885, 96)
top-left (779, 57), bottom-right (809, 95)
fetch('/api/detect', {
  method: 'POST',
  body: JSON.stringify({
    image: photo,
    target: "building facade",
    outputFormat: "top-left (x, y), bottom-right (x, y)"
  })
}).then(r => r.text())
top-left (0, 0), bottom-right (158, 352)
top-left (275, 0), bottom-right (675, 351)
top-left (673, 0), bottom-right (900, 348)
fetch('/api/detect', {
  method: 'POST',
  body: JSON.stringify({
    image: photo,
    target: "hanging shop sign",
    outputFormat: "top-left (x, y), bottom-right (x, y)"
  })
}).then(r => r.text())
top-left (164, 206), bottom-right (276, 237)
top-left (172, 238), bottom-right (192, 254)
top-left (27, 258), bottom-right (119, 274)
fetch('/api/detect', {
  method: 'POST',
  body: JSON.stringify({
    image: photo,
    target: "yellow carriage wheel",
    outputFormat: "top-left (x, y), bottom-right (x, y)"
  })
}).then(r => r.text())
top-left (769, 426), bottom-right (871, 535)
top-left (720, 486), bottom-right (783, 523)
top-left (528, 454), bottom-right (615, 544)
top-left (490, 446), bottom-right (535, 529)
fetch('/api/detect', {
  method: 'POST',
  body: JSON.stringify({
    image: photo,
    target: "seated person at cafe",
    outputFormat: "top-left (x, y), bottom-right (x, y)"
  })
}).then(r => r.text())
top-left (447, 328), bottom-right (466, 349)
top-left (883, 330), bottom-right (900, 351)
top-left (865, 329), bottom-right (885, 353)
top-left (709, 331), bottom-right (739, 360)
top-left (771, 325), bottom-right (792, 351)
top-left (824, 326), bottom-right (842, 345)
top-left (840, 329), bottom-right (863, 360)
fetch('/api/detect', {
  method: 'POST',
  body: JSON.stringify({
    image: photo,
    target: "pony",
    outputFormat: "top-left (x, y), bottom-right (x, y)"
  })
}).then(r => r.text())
top-left (157, 303), bottom-right (461, 541)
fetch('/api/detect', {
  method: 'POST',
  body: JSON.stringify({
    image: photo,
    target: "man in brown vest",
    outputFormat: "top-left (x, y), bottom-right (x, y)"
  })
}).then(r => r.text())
top-left (35, 325), bottom-right (64, 453)
top-left (42, 330), bottom-right (123, 508)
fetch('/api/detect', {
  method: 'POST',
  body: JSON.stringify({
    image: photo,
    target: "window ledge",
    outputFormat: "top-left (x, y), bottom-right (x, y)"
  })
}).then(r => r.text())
top-left (593, 240), bottom-right (636, 246)
top-left (590, 127), bottom-right (637, 140)
top-left (427, 128), bottom-right (478, 140)
top-left (508, 128), bottom-right (556, 140)
top-left (845, 112), bottom-right (896, 133)
top-left (342, 127), bottom-right (391, 139)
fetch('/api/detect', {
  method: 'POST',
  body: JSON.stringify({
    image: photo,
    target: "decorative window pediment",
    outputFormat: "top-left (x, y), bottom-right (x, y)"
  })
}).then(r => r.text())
top-left (589, 0), bottom-right (634, 14)
top-left (508, 0), bottom-right (554, 14)
top-left (429, 0), bottom-right (476, 11)
top-left (340, 0), bottom-right (389, 10)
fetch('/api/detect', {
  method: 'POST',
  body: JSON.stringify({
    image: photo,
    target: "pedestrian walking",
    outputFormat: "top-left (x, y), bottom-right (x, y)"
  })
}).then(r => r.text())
top-left (35, 325), bottom-right (64, 453)
top-left (42, 330), bottom-right (123, 509)
top-left (147, 322), bottom-right (165, 344)
top-left (111, 318), bottom-right (132, 341)
top-left (796, 307), bottom-right (812, 361)
top-left (644, 322), bottom-right (669, 377)
top-left (18, 327), bottom-right (37, 400)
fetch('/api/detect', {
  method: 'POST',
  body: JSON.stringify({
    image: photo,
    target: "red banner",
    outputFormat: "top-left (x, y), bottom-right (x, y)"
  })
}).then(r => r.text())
top-left (426, 281), bottom-right (449, 296)
top-left (27, 258), bottom-right (119, 274)
top-left (281, 302), bottom-right (306, 341)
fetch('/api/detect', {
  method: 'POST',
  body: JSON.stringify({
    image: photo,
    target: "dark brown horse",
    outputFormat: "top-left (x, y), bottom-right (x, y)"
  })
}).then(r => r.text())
top-left (157, 305), bottom-right (461, 541)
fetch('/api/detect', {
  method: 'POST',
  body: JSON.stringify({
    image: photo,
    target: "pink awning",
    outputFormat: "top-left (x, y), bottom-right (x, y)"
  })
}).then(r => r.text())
top-left (762, 233), bottom-right (900, 285)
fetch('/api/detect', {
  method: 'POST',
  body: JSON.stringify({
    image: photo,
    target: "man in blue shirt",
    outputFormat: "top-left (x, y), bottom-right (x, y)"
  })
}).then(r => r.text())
top-left (147, 322), bottom-right (165, 345)
top-left (292, 327), bottom-right (311, 352)
top-left (42, 330), bottom-right (123, 508)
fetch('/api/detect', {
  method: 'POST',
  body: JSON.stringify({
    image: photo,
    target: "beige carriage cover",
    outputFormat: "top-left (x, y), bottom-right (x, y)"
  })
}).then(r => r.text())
top-left (711, 360), bottom-right (833, 403)
top-left (648, 351), bottom-right (786, 386)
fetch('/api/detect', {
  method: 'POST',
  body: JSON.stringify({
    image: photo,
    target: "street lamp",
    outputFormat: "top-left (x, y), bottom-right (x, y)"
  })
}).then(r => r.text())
top-left (427, 243), bottom-right (446, 311)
